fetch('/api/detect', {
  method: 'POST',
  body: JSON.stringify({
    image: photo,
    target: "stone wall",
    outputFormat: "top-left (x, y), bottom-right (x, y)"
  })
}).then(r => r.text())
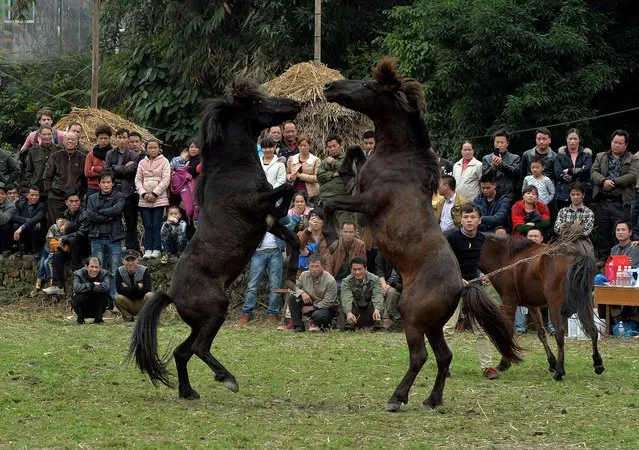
top-left (0, 254), bottom-right (252, 311)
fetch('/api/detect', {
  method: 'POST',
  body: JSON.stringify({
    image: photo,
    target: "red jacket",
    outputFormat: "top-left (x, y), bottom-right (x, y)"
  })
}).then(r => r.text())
top-left (511, 200), bottom-right (550, 237)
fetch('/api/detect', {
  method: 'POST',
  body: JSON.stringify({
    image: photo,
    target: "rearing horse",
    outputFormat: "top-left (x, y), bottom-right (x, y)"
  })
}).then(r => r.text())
top-left (323, 58), bottom-right (522, 411)
top-left (129, 81), bottom-right (301, 399)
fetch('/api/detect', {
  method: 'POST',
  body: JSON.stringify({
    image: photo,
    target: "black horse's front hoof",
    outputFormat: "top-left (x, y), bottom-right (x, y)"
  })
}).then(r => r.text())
top-left (179, 388), bottom-right (201, 400)
top-left (553, 372), bottom-right (564, 381)
top-left (385, 401), bottom-right (402, 412)
top-left (594, 365), bottom-right (605, 375)
top-left (423, 397), bottom-right (443, 410)
top-left (496, 362), bottom-right (510, 372)
top-left (223, 377), bottom-right (239, 393)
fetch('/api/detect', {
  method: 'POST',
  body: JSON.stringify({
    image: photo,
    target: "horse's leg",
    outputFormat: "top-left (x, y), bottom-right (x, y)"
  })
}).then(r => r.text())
top-left (423, 326), bottom-right (452, 409)
top-left (592, 333), bottom-right (605, 375)
top-left (191, 315), bottom-right (239, 393)
top-left (174, 327), bottom-right (200, 399)
top-left (548, 301), bottom-right (566, 381)
top-left (529, 306), bottom-right (557, 372)
top-left (323, 193), bottom-right (373, 216)
top-left (496, 298), bottom-right (517, 372)
top-left (386, 321), bottom-right (427, 412)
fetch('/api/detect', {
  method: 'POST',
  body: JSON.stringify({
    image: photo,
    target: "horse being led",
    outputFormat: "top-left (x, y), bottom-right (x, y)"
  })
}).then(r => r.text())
top-left (129, 81), bottom-right (301, 399)
top-left (323, 58), bottom-right (522, 411)
top-left (480, 234), bottom-right (603, 380)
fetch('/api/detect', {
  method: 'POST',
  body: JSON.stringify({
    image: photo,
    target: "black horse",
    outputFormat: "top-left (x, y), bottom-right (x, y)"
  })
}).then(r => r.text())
top-left (129, 81), bottom-right (301, 399)
top-left (323, 58), bottom-right (522, 411)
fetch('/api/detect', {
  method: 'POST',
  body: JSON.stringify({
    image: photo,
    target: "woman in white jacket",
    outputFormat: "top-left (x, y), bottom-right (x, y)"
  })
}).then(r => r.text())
top-left (260, 137), bottom-right (286, 188)
top-left (452, 141), bottom-right (483, 201)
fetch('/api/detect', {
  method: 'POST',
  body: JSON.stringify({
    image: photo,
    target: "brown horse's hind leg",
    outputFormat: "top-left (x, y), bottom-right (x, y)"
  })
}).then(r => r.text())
top-left (529, 307), bottom-right (557, 372)
top-left (423, 326), bottom-right (452, 409)
top-left (386, 322), bottom-right (427, 412)
top-left (548, 302), bottom-right (566, 380)
top-left (191, 318), bottom-right (239, 393)
top-left (174, 328), bottom-right (200, 399)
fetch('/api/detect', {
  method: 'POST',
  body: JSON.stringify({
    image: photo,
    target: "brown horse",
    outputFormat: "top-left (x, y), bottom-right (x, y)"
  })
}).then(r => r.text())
top-left (480, 234), bottom-right (603, 380)
top-left (323, 57), bottom-right (522, 411)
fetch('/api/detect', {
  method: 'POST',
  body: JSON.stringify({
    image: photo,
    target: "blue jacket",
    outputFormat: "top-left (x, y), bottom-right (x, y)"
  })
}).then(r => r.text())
top-left (473, 191), bottom-right (511, 232)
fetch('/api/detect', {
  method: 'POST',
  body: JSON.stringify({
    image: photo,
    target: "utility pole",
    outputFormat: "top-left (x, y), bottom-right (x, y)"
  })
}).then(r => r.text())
top-left (314, 0), bottom-right (321, 64)
top-left (91, 0), bottom-right (100, 108)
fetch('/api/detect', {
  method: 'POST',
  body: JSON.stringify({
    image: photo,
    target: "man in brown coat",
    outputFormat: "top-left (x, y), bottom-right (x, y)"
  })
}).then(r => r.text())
top-left (326, 220), bottom-right (366, 288)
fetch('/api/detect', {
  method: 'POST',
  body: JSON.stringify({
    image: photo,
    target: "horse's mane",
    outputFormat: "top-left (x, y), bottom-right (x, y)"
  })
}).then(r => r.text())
top-left (197, 79), bottom-right (266, 203)
top-left (372, 56), bottom-right (436, 192)
top-left (200, 79), bottom-right (266, 146)
top-left (487, 234), bottom-right (538, 258)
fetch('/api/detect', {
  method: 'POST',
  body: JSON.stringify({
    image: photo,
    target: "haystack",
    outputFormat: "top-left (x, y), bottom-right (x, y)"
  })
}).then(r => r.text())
top-left (263, 62), bottom-right (372, 158)
top-left (55, 107), bottom-right (159, 149)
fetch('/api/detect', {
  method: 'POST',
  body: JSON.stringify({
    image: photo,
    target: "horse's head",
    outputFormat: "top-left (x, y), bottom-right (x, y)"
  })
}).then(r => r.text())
top-left (201, 80), bottom-right (301, 146)
top-left (324, 56), bottom-right (426, 118)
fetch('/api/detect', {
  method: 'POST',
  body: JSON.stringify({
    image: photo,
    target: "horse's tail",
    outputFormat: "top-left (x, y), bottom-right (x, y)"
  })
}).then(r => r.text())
top-left (128, 291), bottom-right (175, 388)
top-left (462, 283), bottom-right (523, 364)
top-left (563, 255), bottom-right (598, 340)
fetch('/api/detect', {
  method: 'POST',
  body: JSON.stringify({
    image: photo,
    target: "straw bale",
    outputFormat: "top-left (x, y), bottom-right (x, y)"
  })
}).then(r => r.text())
top-left (263, 62), bottom-right (372, 158)
top-left (55, 107), bottom-right (159, 149)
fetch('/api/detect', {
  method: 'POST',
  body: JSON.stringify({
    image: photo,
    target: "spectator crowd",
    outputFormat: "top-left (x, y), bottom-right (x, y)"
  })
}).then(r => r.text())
top-left (1, 108), bottom-right (636, 345)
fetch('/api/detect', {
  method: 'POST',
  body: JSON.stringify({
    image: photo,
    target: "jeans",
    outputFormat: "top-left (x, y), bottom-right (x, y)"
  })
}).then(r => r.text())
top-left (91, 239), bottom-right (121, 300)
top-left (161, 221), bottom-right (188, 254)
top-left (140, 206), bottom-right (164, 252)
top-left (37, 250), bottom-right (54, 280)
top-left (242, 249), bottom-right (283, 317)
top-left (515, 306), bottom-right (555, 334)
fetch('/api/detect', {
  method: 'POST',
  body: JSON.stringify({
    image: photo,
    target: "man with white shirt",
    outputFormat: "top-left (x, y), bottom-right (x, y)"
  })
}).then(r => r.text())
top-left (434, 175), bottom-right (468, 232)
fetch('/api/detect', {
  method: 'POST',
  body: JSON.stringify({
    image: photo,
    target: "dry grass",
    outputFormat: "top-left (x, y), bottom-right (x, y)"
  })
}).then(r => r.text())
top-left (55, 107), bottom-right (159, 149)
top-left (263, 62), bottom-right (373, 157)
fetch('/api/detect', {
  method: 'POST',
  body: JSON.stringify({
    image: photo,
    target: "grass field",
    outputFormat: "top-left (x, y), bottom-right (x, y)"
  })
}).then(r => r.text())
top-left (1, 304), bottom-right (638, 449)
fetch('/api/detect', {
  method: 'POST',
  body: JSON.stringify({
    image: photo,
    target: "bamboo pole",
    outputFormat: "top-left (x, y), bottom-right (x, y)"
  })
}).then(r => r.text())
top-left (314, 0), bottom-right (321, 64)
top-left (90, 0), bottom-right (100, 108)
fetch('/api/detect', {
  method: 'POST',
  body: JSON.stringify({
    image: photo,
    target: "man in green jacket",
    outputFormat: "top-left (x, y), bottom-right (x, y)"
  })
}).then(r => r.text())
top-left (340, 256), bottom-right (384, 330)
top-left (317, 134), bottom-right (354, 246)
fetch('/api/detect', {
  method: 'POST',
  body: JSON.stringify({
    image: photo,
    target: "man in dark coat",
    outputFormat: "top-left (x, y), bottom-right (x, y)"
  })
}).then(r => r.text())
top-left (72, 256), bottom-right (111, 324)
top-left (10, 185), bottom-right (47, 256)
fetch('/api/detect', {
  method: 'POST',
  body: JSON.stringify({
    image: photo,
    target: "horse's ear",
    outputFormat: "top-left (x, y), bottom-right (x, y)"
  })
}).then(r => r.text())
top-left (400, 79), bottom-right (427, 116)
top-left (227, 78), bottom-right (265, 103)
top-left (201, 98), bottom-right (227, 145)
top-left (372, 56), bottom-right (401, 91)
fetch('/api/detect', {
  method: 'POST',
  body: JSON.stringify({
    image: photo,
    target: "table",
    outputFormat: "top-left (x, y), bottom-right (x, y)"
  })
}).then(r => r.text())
top-left (593, 286), bottom-right (639, 334)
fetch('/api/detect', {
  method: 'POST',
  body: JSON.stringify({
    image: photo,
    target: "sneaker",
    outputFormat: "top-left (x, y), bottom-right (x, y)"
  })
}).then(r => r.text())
top-left (151, 250), bottom-right (161, 259)
top-left (143, 250), bottom-right (152, 260)
top-left (239, 313), bottom-right (250, 325)
top-left (308, 320), bottom-right (320, 332)
top-left (160, 254), bottom-right (169, 264)
top-left (483, 367), bottom-right (500, 380)
top-left (276, 318), bottom-right (294, 331)
top-left (266, 315), bottom-right (279, 324)
top-left (42, 285), bottom-right (64, 296)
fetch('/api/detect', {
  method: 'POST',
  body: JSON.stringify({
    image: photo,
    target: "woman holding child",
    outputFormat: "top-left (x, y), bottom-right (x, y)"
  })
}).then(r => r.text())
top-left (511, 185), bottom-right (551, 238)
top-left (135, 140), bottom-right (170, 259)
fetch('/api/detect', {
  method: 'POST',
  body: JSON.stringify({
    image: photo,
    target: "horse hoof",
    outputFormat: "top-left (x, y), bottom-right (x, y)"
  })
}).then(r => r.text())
top-left (423, 398), bottom-right (442, 410)
top-left (594, 365), bottom-right (605, 375)
top-left (223, 378), bottom-right (240, 393)
top-left (496, 363), bottom-right (510, 372)
top-left (553, 373), bottom-right (564, 381)
top-left (179, 388), bottom-right (200, 400)
top-left (385, 402), bottom-right (402, 412)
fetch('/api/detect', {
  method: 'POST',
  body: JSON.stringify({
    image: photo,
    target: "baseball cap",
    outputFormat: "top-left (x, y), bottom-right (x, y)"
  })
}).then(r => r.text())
top-left (122, 249), bottom-right (141, 260)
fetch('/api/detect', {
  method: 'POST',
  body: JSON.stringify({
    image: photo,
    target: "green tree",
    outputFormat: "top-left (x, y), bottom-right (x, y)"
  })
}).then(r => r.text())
top-left (383, 0), bottom-right (639, 154)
